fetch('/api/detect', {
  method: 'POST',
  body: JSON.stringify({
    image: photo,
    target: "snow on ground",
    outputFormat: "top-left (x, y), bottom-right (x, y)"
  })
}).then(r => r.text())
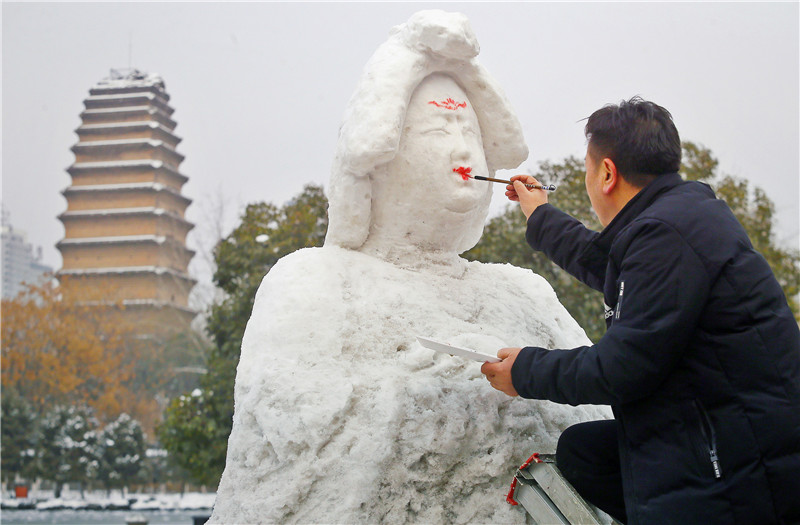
top-left (0, 491), bottom-right (215, 511)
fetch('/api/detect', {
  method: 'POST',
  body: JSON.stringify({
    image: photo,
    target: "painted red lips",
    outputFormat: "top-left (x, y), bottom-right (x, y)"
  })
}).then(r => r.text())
top-left (453, 166), bottom-right (472, 180)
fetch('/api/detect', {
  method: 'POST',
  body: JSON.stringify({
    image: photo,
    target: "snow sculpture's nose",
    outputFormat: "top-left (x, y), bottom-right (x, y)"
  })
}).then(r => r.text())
top-left (451, 130), bottom-right (471, 163)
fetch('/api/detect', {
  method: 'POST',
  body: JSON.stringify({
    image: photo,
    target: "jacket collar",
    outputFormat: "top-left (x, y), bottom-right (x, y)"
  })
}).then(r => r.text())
top-left (578, 172), bottom-right (684, 267)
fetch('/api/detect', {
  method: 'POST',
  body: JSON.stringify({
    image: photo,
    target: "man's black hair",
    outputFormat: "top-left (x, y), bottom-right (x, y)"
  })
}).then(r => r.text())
top-left (585, 96), bottom-right (681, 188)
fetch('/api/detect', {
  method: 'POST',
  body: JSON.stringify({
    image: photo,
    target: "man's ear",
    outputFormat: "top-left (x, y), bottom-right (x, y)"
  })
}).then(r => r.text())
top-left (601, 158), bottom-right (619, 195)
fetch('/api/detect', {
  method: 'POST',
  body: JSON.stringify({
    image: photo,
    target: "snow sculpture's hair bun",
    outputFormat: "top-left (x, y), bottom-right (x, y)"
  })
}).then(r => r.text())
top-left (400, 10), bottom-right (479, 59)
top-left (326, 10), bottom-right (528, 249)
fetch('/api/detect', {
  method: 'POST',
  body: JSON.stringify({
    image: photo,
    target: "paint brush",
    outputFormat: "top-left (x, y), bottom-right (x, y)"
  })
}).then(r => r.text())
top-left (471, 175), bottom-right (556, 192)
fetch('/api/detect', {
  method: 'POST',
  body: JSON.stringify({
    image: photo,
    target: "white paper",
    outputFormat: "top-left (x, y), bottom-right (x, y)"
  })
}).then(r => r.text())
top-left (417, 336), bottom-right (501, 363)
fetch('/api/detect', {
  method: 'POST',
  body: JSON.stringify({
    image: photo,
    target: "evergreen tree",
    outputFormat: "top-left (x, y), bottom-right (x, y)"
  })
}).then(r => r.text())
top-left (160, 184), bottom-right (329, 486)
top-left (38, 405), bottom-right (99, 498)
top-left (1, 389), bottom-right (38, 490)
top-left (95, 413), bottom-right (146, 495)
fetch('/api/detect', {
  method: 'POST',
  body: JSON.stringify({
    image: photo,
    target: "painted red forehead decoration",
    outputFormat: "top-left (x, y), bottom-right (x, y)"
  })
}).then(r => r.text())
top-left (428, 98), bottom-right (467, 111)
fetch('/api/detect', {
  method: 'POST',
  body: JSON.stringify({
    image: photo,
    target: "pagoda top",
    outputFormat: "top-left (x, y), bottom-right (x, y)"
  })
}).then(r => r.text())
top-left (93, 69), bottom-right (166, 92)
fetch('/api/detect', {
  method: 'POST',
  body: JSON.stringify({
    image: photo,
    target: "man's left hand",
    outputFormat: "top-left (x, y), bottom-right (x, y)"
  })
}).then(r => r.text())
top-left (481, 347), bottom-right (522, 397)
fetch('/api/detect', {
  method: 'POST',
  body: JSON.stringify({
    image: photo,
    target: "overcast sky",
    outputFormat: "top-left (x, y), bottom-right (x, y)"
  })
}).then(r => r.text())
top-left (3, 2), bottom-right (798, 279)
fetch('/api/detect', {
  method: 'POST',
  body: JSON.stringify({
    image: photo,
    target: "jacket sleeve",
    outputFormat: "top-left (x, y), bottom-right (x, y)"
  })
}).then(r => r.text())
top-left (526, 204), bottom-right (605, 291)
top-left (512, 219), bottom-right (710, 406)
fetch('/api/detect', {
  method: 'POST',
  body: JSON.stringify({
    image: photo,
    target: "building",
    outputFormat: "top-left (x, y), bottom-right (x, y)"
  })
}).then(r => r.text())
top-left (1, 210), bottom-right (53, 300)
top-left (57, 69), bottom-right (196, 335)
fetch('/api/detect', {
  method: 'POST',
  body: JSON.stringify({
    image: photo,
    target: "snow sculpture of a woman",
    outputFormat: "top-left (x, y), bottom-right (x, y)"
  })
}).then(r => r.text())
top-left (209, 10), bottom-right (609, 524)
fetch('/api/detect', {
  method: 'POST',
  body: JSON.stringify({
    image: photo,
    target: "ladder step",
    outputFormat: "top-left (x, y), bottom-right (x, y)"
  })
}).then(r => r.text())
top-left (514, 455), bottom-right (616, 525)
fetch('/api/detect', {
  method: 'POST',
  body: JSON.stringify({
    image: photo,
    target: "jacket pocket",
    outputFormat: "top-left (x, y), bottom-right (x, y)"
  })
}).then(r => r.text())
top-left (693, 399), bottom-right (723, 479)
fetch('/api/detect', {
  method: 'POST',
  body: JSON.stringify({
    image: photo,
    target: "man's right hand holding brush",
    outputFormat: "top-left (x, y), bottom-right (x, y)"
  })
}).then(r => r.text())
top-left (505, 175), bottom-right (549, 219)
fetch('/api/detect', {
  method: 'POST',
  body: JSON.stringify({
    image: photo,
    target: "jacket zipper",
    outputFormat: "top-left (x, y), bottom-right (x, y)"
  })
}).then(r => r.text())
top-left (614, 281), bottom-right (625, 320)
top-left (694, 400), bottom-right (722, 479)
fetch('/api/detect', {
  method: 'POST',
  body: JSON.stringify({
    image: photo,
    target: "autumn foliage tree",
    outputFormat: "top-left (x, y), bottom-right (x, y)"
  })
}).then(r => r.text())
top-left (1, 278), bottom-right (142, 423)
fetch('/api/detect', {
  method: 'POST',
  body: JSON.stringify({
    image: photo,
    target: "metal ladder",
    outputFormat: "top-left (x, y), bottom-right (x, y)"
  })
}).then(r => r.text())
top-left (513, 454), bottom-right (620, 525)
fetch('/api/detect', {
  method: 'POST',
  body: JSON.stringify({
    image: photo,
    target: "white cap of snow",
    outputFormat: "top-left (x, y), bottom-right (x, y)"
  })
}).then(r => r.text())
top-left (93, 69), bottom-right (165, 91)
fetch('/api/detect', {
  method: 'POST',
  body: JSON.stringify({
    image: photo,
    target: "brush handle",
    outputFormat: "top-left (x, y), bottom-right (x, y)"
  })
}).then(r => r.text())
top-left (473, 175), bottom-right (556, 191)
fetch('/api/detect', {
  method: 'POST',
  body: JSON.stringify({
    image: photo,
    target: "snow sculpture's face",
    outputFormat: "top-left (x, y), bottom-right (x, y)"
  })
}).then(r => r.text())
top-left (363, 73), bottom-right (493, 261)
top-left (388, 73), bottom-right (492, 214)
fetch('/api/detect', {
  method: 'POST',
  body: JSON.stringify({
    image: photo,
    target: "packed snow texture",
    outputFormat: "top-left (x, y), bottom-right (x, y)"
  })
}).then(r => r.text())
top-left (210, 10), bottom-right (611, 524)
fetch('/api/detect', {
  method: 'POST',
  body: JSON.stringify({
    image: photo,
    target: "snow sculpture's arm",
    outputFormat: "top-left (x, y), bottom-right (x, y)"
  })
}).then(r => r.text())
top-left (231, 248), bottom-right (354, 462)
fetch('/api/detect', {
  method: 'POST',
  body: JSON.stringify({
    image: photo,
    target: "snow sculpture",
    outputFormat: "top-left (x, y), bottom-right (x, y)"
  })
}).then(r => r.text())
top-left (209, 10), bottom-right (610, 524)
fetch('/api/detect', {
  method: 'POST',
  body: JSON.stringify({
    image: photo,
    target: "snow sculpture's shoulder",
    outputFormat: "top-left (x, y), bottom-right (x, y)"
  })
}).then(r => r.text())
top-left (464, 259), bottom-right (558, 298)
top-left (240, 246), bottom-right (368, 364)
top-left (252, 246), bottom-right (347, 303)
top-left (462, 259), bottom-right (591, 348)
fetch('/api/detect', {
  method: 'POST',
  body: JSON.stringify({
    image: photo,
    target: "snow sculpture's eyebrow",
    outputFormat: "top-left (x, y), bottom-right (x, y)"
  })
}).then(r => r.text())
top-left (428, 98), bottom-right (467, 110)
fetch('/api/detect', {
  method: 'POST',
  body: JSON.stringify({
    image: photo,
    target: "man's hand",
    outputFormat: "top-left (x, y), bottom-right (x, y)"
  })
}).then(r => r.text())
top-left (505, 175), bottom-right (548, 219)
top-left (481, 347), bottom-right (522, 397)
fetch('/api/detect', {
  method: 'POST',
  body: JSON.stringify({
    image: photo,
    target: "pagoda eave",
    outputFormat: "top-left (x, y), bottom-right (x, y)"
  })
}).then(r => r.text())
top-left (58, 265), bottom-right (197, 285)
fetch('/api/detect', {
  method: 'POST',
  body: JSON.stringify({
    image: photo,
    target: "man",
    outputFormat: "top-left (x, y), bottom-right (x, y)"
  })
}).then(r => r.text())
top-left (481, 97), bottom-right (800, 524)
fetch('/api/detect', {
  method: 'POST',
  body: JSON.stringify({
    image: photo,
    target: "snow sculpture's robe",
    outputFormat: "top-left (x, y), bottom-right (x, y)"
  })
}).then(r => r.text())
top-left (209, 247), bottom-right (610, 523)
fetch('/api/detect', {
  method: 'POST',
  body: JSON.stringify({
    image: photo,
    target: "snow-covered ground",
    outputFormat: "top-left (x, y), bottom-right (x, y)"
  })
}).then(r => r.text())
top-left (2, 491), bottom-right (214, 525)
top-left (1, 509), bottom-right (208, 525)
top-left (1, 490), bottom-right (215, 510)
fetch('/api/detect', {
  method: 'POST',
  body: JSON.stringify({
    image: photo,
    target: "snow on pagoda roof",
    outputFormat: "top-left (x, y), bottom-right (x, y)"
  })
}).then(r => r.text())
top-left (81, 105), bottom-right (155, 115)
top-left (67, 298), bottom-right (196, 315)
top-left (58, 265), bottom-right (195, 282)
top-left (76, 121), bottom-right (181, 139)
top-left (57, 234), bottom-right (168, 246)
top-left (71, 138), bottom-right (184, 157)
top-left (93, 69), bottom-right (165, 91)
top-left (79, 121), bottom-right (160, 130)
top-left (63, 181), bottom-right (186, 195)
top-left (74, 138), bottom-right (164, 148)
top-left (68, 159), bottom-right (184, 176)
top-left (121, 299), bottom-right (196, 314)
top-left (79, 105), bottom-right (176, 126)
top-left (87, 92), bottom-right (156, 102)
top-left (57, 235), bottom-right (195, 254)
top-left (85, 91), bottom-right (173, 114)
top-left (71, 159), bottom-right (165, 169)
top-left (58, 207), bottom-right (193, 226)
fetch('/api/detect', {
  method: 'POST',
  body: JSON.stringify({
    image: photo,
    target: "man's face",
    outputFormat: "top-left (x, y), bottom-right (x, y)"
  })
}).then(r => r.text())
top-left (584, 146), bottom-right (612, 227)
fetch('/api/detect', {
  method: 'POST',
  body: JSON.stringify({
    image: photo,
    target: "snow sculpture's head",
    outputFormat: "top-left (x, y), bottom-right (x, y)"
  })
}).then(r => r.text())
top-left (325, 10), bottom-right (528, 257)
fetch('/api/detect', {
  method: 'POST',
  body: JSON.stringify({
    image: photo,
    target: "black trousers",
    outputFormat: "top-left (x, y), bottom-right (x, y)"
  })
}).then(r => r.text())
top-left (556, 419), bottom-right (628, 523)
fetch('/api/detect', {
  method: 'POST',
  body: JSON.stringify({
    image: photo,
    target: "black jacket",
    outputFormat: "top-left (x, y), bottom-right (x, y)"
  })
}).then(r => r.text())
top-left (511, 173), bottom-right (800, 524)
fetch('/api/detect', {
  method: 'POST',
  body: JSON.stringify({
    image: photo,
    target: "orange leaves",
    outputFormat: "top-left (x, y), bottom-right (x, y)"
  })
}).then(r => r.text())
top-left (1, 279), bottom-right (139, 424)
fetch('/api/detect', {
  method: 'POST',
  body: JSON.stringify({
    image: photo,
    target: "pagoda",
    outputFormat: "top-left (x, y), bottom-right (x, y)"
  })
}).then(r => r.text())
top-left (57, 69), bottom-right (196, 335)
